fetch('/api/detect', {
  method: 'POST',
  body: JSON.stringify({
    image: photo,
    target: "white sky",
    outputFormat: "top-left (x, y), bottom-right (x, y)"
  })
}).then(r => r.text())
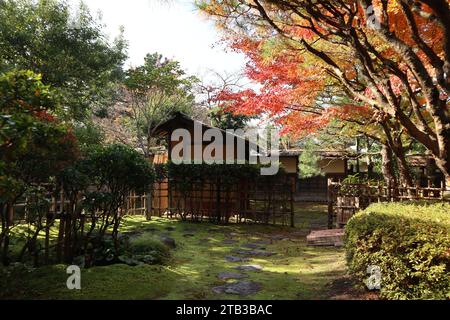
top-left (71, 0), bottom-right (246, 78)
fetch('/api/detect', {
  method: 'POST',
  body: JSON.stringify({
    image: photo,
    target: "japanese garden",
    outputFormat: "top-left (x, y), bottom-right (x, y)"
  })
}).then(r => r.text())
top-left (0, 0), bottom-right (449, 301)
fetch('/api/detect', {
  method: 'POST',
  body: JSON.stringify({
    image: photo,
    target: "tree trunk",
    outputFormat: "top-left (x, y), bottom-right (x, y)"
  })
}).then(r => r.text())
top-left (381, 144), bottom-right (397, 199)
top-left (390, 138), bottom-right (413, 188)
top-left (380, 122), bottom-right (414, 188)
top-left (56, 214), bottom-right (65, 262)
top-left (434, 155), bottom-right (450, 194)
top-left (395, 150), bottom-right (413, 188)
top-left (1, 203), bottom-right (13, 266)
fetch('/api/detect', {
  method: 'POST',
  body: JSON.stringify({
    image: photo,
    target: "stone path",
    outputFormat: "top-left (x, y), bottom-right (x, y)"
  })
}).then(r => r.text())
top-left (224, 255), bottom-right (249, 263)
top-left (217, 272), bottom-right (249, 280)
top-left (252, 239), bottom-right (272, 245)
top-left (182, 233), bottom-right (195, 237)
top-left (222, 239), bottom-right (239, 245)
top-left (212, 281), bottom-right (262, 295)
top-left (241, 243), bottom-right (266, 249)
top-left (212, 235), bottom-right (287, 296)
top-left (235, 264), bottom-right (263, 272)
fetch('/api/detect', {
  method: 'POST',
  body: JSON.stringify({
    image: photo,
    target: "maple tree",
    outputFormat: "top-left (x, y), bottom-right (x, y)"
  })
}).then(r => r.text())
top-left (199, 0), bottom-right (450, 188)
top-left (0, 70), bottom-right (79, 264)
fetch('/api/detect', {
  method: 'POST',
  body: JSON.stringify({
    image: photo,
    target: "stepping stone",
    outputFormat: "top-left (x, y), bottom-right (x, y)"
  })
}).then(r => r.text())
top-left (222, 239), bottom-right (239, 245)
top-left (212, 281), bottom-right (262, 296)
top-left (217, 272), bottom-right (249, 280)
top-left (183, 233), bottom-right (195, 237)
top-left (235, 264), bottom-right (263, 272)
top-left (253, 239), bottom-right (271, 245)
top-left (233, 249), bottom-right (276, 257)
top-left (224, 255), bottom-right (249, 263)
top-left (271, 235), bottom-right (290, 241)
top-left (306, 229), bottom-right (344, 246)
top-left (159, 235), bottom-right (176, 248)
top-left (242, 243), bottom-right (265, 249)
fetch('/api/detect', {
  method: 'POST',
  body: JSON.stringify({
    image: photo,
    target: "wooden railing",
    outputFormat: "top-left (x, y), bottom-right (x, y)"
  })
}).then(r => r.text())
top-left (327, 179), bottom-right (448, 228)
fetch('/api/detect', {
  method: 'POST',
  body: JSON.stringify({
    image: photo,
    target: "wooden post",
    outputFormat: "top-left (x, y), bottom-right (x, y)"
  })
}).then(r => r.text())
top-left (132, 191), bottom-right (136, 215)
top-left (216, 177), bottom-right (221, 223)
top-left (290, 187), bottom-right (294, 228)
top-left (377, 181), bottom-right (381, 203)
top-left (146, 191), bottom-right (152, 220)
top-left (327, 178), bottom-right (333, 229)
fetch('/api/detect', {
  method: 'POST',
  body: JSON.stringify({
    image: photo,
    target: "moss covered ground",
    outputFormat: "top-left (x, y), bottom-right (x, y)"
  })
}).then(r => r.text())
top-left (1, 203), bottom-right (356, 300)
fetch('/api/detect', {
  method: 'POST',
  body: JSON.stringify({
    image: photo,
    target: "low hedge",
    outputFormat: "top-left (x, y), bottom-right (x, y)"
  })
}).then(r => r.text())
top-left (345, 202), bottom-right (450, 299)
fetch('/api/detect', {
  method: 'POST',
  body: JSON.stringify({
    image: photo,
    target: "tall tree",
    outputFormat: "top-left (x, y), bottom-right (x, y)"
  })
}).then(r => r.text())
top-left (208, 106), bottom-right (253, 130)
top-left (0, 0), bottom-right (127, 120)
top-left (199, 0), bottom-right (450, 189)
top-left (196, 70), bottom-right (254, 129)
top-left (125, 53), bottom-right (197, 99)
top-left (122, 53), bottom-right (198, 156)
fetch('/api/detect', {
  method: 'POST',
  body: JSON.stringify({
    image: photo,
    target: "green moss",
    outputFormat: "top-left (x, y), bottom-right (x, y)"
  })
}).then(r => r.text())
top-left (2, 203), bottom-right (347, 300)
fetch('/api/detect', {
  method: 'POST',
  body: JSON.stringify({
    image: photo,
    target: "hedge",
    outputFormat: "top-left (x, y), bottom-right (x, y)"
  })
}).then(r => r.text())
top-left (345, 202), bottom-right (450, 299)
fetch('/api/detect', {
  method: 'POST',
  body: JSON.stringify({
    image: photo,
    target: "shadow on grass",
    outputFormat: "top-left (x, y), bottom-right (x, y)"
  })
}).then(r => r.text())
top-left (2, 202), bottom-right (349, 300)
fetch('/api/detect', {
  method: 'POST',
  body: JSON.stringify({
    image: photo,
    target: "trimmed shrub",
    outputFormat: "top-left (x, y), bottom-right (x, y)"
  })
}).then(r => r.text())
top-left (345, 202), bottom-right (450, 300)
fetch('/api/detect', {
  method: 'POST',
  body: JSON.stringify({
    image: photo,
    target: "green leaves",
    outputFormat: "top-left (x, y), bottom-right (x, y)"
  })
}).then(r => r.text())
top-left (87, 144), bottom-right (154, 194)
top-left (0, 70), bottom-right (78, 200)
top-left (124, 53), bottom-right (198, 98)
top-left (0, 0), bottom-right (127, 120)
top-left (159, 161), bottom-right (285, 193)
top-left (60, 144), bottom-right (154, 197)
top-left (345, 202), bottom-right (450, 299)
top-left (209, 106), bottom-right (254, 130)
top-left (122, 52), bottom-right (198, 156)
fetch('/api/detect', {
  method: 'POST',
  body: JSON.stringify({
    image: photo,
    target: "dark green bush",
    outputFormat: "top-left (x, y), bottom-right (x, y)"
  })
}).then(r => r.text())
top-left (56, 144), bottom-right (155, 266)
top-left (345, 202), bottom-right (450, 300)
top-left (159, 161), bottom-right (286, 191)
top-left (120, 233), bottom-right (171, 265)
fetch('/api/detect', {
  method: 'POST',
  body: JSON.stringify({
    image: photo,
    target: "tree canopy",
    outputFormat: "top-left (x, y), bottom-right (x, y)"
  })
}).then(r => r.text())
top-left (198, 0), bottom-right (450, 185)
top-left (0, 0), bottom-right (127, 120)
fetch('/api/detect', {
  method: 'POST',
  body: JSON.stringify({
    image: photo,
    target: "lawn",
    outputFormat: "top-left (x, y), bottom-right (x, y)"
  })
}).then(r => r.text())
top-left (0, 203), bottom-right (363, 300)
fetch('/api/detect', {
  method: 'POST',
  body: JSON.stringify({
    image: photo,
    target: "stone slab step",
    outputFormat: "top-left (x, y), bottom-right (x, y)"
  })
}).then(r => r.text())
top-left (306, 229), bottom-right (345, 247)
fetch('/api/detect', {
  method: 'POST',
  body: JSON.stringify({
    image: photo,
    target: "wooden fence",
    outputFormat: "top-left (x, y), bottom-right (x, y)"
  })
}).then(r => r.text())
top-left (6, 187), bottom-right (68, 223)
top-left (125, 177), bottom-right (295, 226)
top-left (9, 177), bottom-right (295, 227)
top-left (327, 179), bottom-right (448, 228)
